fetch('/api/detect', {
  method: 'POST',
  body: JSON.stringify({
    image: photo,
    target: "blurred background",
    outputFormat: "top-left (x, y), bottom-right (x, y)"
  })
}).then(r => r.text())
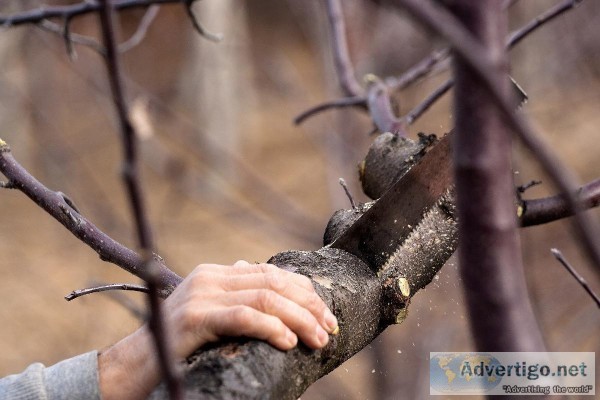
top-left (0, 0), bottom-right (599, 398)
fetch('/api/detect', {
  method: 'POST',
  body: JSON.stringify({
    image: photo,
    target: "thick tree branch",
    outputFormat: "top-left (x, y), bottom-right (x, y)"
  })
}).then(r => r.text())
top-left (150, 195), bottom-right (458, 399)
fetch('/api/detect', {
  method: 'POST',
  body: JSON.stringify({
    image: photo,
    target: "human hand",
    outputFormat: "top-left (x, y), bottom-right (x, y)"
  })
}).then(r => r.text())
top-left (164, 260), bottom-right (338, 357)
top-left (99, 261), bottom-right (338, 400)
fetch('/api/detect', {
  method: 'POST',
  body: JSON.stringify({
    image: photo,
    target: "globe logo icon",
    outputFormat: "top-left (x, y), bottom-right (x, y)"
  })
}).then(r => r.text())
top-left (430, 353), bottom-right (503, 394)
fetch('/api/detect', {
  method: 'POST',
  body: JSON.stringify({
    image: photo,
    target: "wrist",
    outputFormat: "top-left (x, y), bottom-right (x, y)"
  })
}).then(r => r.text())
top-left (98, 326), bottom-right (160, 400)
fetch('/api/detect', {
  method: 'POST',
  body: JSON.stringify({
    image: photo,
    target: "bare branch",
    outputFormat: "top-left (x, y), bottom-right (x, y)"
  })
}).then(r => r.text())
top-left (508, 0), bottom-right (585, 48)
top-left (551, 249), bottom-right (600, 308)
top-left (37, 19), bottom-right (105, 55)
top-left (325, 0), bottom-right (363, 97)
top-left (294, 96), bottom-right (366, 125)
top-left (401, 78), bottom-right (453, 126)
top-left (521, 179), bottom-right (600, 227)
top-left (0, 0), bottom-right (182, 26)
top-left (0, 142), bottom-right (182, 296)
top-left (97, 0), bottom-right (182, 397)
top-left (297, 0), bottom-right (581, 128)
top-left (118, 4), bottom-right (161, 52)
top-left (390, 0), bottom-right (600, 278)
top-left (65, 283), bottom-right (149, 301)
top-left (390, 0), bottom-right (583, 124)
top-left (35, 4), bottom-right (162, 55)
top-left (365, 76), bottom-right (406, 135)
top-left (387, 48), bottom-right (450, 91)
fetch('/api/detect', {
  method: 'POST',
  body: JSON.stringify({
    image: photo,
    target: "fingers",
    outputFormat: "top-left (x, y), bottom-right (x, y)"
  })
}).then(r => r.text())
top-left (218, 272), bottom-right (337, 334)
top-left (196, 262), bottom-right (316, 292)
top-left (219, 289), bottom-right (329, 349)
top-left (183, 261), bottom-right (339, 351)
top-left (204, 306), bottom-right (298, 350)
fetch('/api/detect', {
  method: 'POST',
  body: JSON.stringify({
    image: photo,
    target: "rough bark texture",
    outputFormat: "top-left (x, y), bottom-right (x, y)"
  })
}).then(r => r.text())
top-left (151, 248), bottom-right (382, 400)
top-left (149, 133), bottom-right (459, 399)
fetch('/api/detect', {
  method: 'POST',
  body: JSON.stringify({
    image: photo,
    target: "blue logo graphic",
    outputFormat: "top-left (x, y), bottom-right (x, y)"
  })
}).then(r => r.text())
top-left (430, 353), bottom-right (503, 394)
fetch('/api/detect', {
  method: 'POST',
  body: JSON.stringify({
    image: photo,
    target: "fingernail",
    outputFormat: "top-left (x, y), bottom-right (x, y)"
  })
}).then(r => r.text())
top-left (324, 308), bottom-right (338, 333)
top-left (286, 329), bottom-right (297, 347)
top-left (317, 325), bottom-right (329, 347)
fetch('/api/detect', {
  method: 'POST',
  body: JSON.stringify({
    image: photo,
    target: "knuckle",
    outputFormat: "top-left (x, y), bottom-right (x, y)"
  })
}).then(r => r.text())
top-left (265, 272), bottom-right (287, 293)
top-left (180, 305), bottom-right (204, 331)
top-left (258, 263), bottom-right (278, 273)
top-left (298, 275), bottom-right (315, 290)
top-left (234, 260), bottom-right (250, 267)
top-left (230, 305), bottom-right (254, 326)
top-left (256, 289), bottom-right (277, 310)
top-left (306, 291), bottom-right (325, 310)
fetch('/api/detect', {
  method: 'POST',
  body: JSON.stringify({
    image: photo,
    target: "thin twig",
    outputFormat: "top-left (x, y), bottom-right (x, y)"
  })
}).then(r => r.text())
top-left (401, 78), bottom-right (453, 126)
top-left (65, 283), bottom-right (149, 301)
top-left (37, 19), bottom-right (105, 55)
top-left (325, 0), bottom-right (363, 97)
top-left (297, 0), bottom-right (583, 127)
top-left (390, 0), bottom-right (584, 125)
top-left (97, 0), bottom-right (182, 398)
top-left (393, 0), bottom-right (600, 277)
top-left (36, 4), bottom-right (162, 55)
top-left (517, 180), bottom-right (542, 194)
top-left (118, 4), bottom-right (161, 52)
top-left (61, 16), bottom-right (76, 60)
top-left (508, 0), bottom-right (584, 48)
top-left (294, 96), bottom-right (367, 125)
top-left (551, 248), bottom-right (600, 308)
top-left (390, 0), bottom-right (585, 93)
top-left (386, 48), bottom-right (450, 91)
top-left (338, 178), bottom-right (356, 210)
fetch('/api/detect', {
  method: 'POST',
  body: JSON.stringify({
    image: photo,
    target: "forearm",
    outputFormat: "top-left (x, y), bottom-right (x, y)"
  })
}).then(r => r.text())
top-left (99, 326), bottom-right (162, 400)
